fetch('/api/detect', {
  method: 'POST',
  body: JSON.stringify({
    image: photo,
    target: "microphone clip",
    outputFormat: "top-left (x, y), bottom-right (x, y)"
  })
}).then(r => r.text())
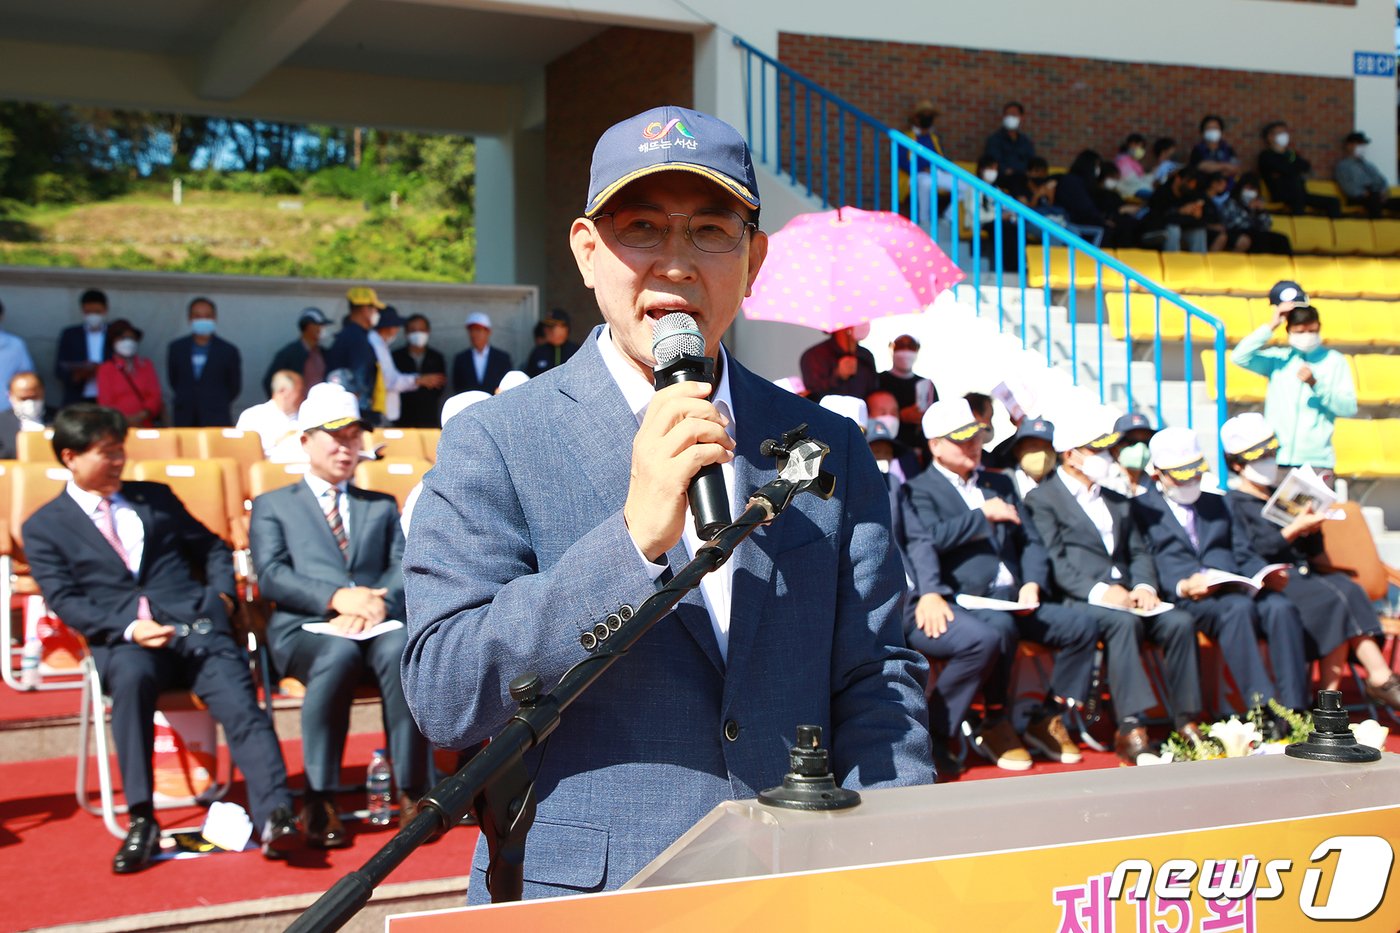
top-left (756, 424), bottom-right (836, 514)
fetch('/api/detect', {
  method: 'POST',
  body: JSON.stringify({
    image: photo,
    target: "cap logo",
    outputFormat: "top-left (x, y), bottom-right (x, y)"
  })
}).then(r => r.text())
top-left (639, 118), bottom-right (699, 153)
top-left (643, 118), bottom-right (695, 140)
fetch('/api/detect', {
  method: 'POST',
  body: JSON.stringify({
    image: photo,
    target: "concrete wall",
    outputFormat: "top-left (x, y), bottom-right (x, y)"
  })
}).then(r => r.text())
top-left (0, 266), bottom-right (537, 414)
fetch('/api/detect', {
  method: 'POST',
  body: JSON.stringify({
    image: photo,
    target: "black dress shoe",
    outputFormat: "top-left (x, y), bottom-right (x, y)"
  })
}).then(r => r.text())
top-left (1114, 726), bottom-right (1151, 766)
top-left (930, 737), bottom-right (963, 782)
top-left (261, 805), bottom-right (305, 860)
top-left (113, 815), bottom-right (161, 874)
top-left (302, 795), bottom-right (350, 849)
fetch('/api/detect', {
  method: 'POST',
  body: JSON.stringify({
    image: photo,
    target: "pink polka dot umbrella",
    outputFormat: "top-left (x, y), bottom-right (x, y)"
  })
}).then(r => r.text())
top-left (743, 206), bottom-right (965, 332)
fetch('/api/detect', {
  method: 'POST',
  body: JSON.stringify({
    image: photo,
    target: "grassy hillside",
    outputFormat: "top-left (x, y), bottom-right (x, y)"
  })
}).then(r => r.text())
top-left (0, 185), bottom-right (474, 282)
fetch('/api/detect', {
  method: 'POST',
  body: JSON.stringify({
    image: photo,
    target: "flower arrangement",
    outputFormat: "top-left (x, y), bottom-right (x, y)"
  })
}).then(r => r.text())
top-left (1156, 700), bottom-right (1313, 763)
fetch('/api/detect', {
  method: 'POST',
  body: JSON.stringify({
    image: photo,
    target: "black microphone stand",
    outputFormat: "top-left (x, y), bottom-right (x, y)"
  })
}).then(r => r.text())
top-left (286, 425), bottom-right (835, 933)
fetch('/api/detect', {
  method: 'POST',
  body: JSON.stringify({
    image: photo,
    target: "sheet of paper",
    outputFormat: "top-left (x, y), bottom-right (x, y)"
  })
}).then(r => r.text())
top-left (1088, 592), bottom-right (1177, 617)
top-left (300, 619), bottom-right (404, 641)
top-left (955, 594), bottom-right (1039, 613)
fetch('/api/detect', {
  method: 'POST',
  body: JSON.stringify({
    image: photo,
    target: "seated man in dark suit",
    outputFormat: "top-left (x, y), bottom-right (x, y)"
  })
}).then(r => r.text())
top-left (0, 371), bottom-right (54, 458)
top-left (250, 383), bottom-right (427, 847)
top-left (167, 296), bottom-right (243, 427)
top-left (1132, 428), bottom-right (1308, 728)
top-left (901, 399), bottom-right (1098, 772)
top-left (451, 311), bottom-right (512, 395)
top-left (1023, 407), bottom-right (1205, 764)
top-left (23, 405), bottom-right (302, 874)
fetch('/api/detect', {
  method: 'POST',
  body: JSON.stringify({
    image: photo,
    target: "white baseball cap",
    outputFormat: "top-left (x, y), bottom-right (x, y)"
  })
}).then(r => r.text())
top-left (465, 312), bottom-right (492, 330)
top-left (820, 394), bottom-right (868, 429)
top-left (441, 390), bottom-right (490, 426)
top-left (921, 399), bottom-right (982, 441)
top-left (1220, 412), bottom-right (1280, 460)
top-left (1052, 405), bottom-right (1120, 453)
top-left (298, 382), bottom-right (368, 433)
top-left (1149, 426), bottom-right (1209, 479)
top-left (496, 370), bottom-right (529, 393)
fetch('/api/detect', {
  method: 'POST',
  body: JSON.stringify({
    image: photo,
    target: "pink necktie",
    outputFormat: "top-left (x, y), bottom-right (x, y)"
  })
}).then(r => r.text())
top-left (96, 497), bottom-right (152, 620)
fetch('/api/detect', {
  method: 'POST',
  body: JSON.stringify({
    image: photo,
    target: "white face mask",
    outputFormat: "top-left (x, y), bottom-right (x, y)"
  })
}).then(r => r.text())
top-left (892, 349), bottom-right (918, 371)
top-left (872, 414), bottom-right (899, 437)
top-left (1241, 189), bottom-right (1259, 205)
top-left (407, 331), bottom-right (430, 348)
top-left (114, 338), bottom-right (139, 358)
top-left (84, 313), bottom-right (106, 331)
top-left (1289, 332), bottom-right (1321, 353)
top-left (1354, 145), bottom-right (1368, 158)
top-left (981, 169), bottom-right (999, 183)
top-left (1242, 457), bottom-right (1279, 488)
top-left (1163, 478), bottom-right (1203, 506)
top-left (1203, 128), bottom-right (1223, 144)
top-left (1078, 449), bottom-right (1115, 485)
top-left (11, 398), bottom-right (43, 422)
top-left (1002, 115), bottom-right (1021, 131)
top-left (368, 310), bottom-right (382, 329)
top-left (1130, 146), bottom-right (1146, 161)
top-left (1274, 132), bottom-right (1290, 149)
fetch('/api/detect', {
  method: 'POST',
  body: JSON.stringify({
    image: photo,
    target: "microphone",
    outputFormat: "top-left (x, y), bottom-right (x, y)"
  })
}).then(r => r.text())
top-left (651, 312), bottom-right (732, 540)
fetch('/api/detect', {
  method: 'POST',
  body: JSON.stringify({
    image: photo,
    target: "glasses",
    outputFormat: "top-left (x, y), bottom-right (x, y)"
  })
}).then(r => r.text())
top-left (173, 618), bottom-right (214, 638)
top-left (597, 204), bottom-right (755, 254)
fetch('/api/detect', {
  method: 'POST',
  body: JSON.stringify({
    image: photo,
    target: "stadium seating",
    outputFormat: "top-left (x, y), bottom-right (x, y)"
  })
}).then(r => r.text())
top-left (1332, 220), bottom-right (1376, 255)
top-left (15, 430), bottom-right (54, 462)
top-left (353, 457), bottom-right (430, 509)
top-left (247, 460), bottom-right (310, 498)
top-left (1200, 349), bottom-right (1268, 404)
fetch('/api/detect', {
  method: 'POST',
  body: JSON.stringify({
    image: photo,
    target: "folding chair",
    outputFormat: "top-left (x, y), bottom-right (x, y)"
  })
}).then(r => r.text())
top-left (1320, 501), bottom-right (1400, 725)
top-left (354, 457), bottom-right (431, 510)
top-left (2, 463), bottom-right (80, 692)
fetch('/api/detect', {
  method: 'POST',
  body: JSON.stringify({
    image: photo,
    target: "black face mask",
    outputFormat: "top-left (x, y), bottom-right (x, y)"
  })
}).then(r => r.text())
top-left (915, 114), bottom-right (935, 130)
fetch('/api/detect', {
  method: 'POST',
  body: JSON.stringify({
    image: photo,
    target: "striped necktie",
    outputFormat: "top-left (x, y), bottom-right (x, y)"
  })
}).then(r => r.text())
top-left (323, 487), bottom-right (349, 559)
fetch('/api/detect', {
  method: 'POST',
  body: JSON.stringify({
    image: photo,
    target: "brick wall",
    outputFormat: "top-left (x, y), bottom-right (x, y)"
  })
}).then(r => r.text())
top-left (544, 27), bottom-right (694, 329)
top-left (779, 33), bottom-right (1355, 183)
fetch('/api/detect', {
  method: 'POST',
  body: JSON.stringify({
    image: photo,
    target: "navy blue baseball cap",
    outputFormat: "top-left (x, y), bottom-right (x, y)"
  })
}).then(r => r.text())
top-left (1012, 417), bottom-right (1055, 445)
top-left (1268, 280), bottom-right (1307, 307)
top-left (584, 105), bottom-right (760, 218)
top-left (1113, 412), bottom-right (1156, 437)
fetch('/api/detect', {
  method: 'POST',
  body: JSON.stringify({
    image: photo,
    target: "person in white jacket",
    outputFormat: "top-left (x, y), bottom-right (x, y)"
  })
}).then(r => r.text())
top-left (368, 306), bottom-right (445, 424)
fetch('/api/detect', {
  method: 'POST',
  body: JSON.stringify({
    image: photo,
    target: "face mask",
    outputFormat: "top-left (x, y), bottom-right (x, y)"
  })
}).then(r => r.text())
top-left (875, 458), bottom-right (890, 473)
top-left (1163, 478), bottom-right (1203, 506)
top-left (1241, 189), bottom-right (1259, 205)
top-left (915, 114), bottom-right (934, 130)
top-left (1289, 332), bottom-right (1321, 353)
top-left (1102, 177), bottom-right (1118, 191)
top-left (1003, 115), bottom-right (1021, 131)
top-left (1203, 128), bottom-right (1223, 144)
top-left (319, 333), bottom-right (334, 349)
top-left (190, 319), bottom-right (216, 337)
top-left (1274, 132), bottom-right (1290, 149)
top-left (114, 338), bottom-right (139, 358)
top-left (11, 398), bottom-right (43, 422)
top-left (1354, 145), bottom-right (1367, 158)
top-left (872, 414), bottom-right (899, 437)
top-left (981, 169), bottom-right (998, 183)
top-left (1078, 449), bottom-right (1115, 485)
top-left (1242, 457), bottom-right (1279, 488)
top-left (407, 332), bottom-right (430, 348)
top-left (1130, 146), bottom-right (1146, 161)
top-left (892, 349), bottom-right (918, 370)
top-left (84, 313), bottom-right (106, 331)
top-left (1018, 449), bottom-right (1055, 480)
top-left (1117, 442), bottom-right (1151, 471)
top-left (368, 311), bottom-right (382, 329)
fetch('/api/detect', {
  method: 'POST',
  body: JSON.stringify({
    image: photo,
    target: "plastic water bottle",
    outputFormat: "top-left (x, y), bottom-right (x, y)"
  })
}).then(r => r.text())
top-left (366, 749), bottom-right (393, 826)
top-left (19, 636), bottom-right (41, 689)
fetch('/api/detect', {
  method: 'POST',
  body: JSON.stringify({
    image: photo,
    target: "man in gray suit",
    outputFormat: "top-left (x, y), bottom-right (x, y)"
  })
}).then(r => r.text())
top-left (403, 105), bottom-right (934, 901)
top-left (250, 382), bottom-right (427, 847)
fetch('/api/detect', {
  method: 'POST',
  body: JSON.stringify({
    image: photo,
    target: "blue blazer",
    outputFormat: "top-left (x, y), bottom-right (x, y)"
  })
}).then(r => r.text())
top-left (899, 466), bottom-right (1048, 598)
top-left (402, 328), bottom-right (933, 898)
top-left (451, 345), bottom-right (512, 395)
top-left (167, 335), bottom-right (242, 426)
top-left (1131, 486), bottom-right (1267, 597)
top-left (55, 324), bottom-right (107, 406)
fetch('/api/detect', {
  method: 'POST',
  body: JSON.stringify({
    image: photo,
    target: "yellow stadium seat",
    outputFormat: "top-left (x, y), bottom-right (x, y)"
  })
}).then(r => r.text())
top-left (1305, 179), bottom-right (1344, 200)
top-left (1288, 216), bottom-right (1335, 254)
top-left (1203, 253), bottom-right (1258, 294)
top-left (1159, 252), bottom-right (1213, 292)
top-left (1106, 292), bottom-right (1187, 341)
top-left (1377, 419), bottom-right (1400, 478)
top-left (1341, 258), bottom-right (1400, 300)
top-left (1333, 300), bottom-right (1400, 347)
top-left (1024, 245), bottom-right (1099, 289)
top-left (1331, 220), bottom-right (1375, 255)
top-left (1201, 349), bottom-right (1269, 404)
top-left (1352, 354), bottom-right (1400, 405)
top-left (1370, 220), bottom-right (1400, 256)
top-left (1291, 257), bottom-right (1356, 298)
top-left (1112, 249), bottom-right (1164, 286)
top-left (1192, 296), bottom-right (1257, 342)
top-left (1269, 214), bottom-right (1296, 246)
top-left (1333, 419), bottom-right (1382, 478)
top-left (1247, 254), bottom-right (1296, 292)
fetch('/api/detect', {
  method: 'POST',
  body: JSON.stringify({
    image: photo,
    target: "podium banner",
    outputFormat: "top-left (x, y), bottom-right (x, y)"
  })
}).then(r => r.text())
top-left (388, 805), bottom-right (1400, 931)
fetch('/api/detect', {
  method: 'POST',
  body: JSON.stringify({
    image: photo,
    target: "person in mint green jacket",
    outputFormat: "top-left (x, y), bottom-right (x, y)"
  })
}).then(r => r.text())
top-left (1230, 293), bottom-right (1355, 478)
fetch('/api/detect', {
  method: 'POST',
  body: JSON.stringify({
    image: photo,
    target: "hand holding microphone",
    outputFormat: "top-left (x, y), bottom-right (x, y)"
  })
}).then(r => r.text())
top-left (622, 313), bottom-right (736, 563)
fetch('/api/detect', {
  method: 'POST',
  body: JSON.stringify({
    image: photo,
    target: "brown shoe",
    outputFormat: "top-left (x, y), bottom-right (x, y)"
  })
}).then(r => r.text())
top-left (398, 792), bottom-right (420, 827)
top-left (1114, 726), bottom-right (1151, 766)
top-left (302, 795), bottom-right (350, 849)
top-left (1364, 674), bottom-right (1400, 711)
top-left (1023, 714), bottom-right (1083, 764)
top-left (973, 719), bottom-right (1033, 771)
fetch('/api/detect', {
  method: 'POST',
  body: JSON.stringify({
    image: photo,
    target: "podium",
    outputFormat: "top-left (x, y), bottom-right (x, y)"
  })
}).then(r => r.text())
top-left (387, 754), bottom-right (1400, 931)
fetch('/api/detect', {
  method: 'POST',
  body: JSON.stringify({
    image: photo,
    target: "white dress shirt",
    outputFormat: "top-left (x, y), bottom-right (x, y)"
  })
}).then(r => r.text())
top-left (367, 330), bottom-right (421, 423)
top-left (235, 398), bottom-right (300, 455)
top-left (931, 461), bottom-right (1015, 590)
top-left (597, 325), bottom-right (738, 660)
top-left (68, 482), bottom-right (147, 640)
top-left (303, 473), bottom-right (351, 542)
top-left (1161, 493), bottom-right (1200, 551)
top-left (472, 346), bottom-right (490, 384)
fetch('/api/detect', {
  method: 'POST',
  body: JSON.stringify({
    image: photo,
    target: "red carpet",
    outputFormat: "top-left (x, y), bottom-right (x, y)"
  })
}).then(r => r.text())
top-left (0, 677), bottom-right (85, 724)
top-left (0, 732), bottom-right (476, 930)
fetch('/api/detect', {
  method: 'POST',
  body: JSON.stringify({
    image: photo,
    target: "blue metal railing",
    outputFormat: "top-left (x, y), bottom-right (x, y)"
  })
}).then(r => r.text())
top-left (734, 36), bottom-right (1229, 475)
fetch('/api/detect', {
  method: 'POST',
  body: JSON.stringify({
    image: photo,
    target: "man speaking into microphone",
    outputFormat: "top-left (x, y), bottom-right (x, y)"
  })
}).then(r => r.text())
top-left (402, 105), bottom-right (934, 901)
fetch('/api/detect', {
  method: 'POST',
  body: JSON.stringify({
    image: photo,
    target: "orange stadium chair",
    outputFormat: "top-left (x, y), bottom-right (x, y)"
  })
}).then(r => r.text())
top-left (420, 428), bottom-right (442, 464)
top-left (367, 427), bottom-right (427, 460)
top-left (189, 427), bottom-right (265, 475)
top-left (247, 460), bottom-right (310, 499)
top-left (128, 460), bottom-right (232, 547)
top-left (1331, 220), bottom-right (1376, 255)
top-left (354, 457), bottom-right (430, 510)
top-left (15, 429), bottom-right (56, 462)
top-left (124, 428), bottom-right (180, 462)
top-left (1, 463), bottom-right (78, 692)
top-left (1288, 216), bottom-right (1335, 255)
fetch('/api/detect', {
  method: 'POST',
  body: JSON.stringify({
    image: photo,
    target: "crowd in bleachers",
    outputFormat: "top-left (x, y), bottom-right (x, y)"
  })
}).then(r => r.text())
top-left (789, 276), bottom-right (1400, 778)
top-left (902, 101), bottom-right (1400, 258)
